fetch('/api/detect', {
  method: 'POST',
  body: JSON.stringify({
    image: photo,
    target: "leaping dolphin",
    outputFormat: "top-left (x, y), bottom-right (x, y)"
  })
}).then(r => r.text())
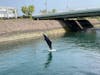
top-left (43, 34), bottom-right (52, 50)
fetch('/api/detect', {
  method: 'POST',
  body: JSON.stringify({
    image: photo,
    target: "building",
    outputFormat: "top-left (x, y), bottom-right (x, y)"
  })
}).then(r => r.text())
top-left (0, 7), bottom-right (17, 19)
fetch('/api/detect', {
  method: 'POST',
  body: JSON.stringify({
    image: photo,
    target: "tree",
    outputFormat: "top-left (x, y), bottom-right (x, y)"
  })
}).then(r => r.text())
top-left (21, 6), bottom-right (28, 16)
top-left (52, 9), bottom-right (56, 13)
top-left (21, 5), bottom-right (35, 18)
top-left (28, 5), bottom-right (35, 16)
top-left (40, 9), bottom-right (57, 14)
top-left (40, 9), bottom-right (47, 14)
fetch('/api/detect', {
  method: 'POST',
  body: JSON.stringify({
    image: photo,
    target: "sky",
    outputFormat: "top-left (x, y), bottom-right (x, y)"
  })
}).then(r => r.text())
top-left (0, 0), bottom-right (100, 16)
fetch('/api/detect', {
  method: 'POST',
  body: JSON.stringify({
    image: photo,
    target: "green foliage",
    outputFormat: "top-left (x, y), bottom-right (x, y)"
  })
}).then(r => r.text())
top-left (40, 9), bottom-right (57, 14)
top-left (28, 5), bottom-right (34, 16)
top-left (21, 6), bottom-right (28, 16)
top-left (21, 5), bottom-right (35, 18)
top-left (40, 9), bottom-right (47, 14)
top-left (52, 9), bottom-right (56, 13)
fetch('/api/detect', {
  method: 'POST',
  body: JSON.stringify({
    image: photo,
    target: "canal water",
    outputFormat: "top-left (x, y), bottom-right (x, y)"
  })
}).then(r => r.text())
top-left (0, 30), bottom-right (100, 75)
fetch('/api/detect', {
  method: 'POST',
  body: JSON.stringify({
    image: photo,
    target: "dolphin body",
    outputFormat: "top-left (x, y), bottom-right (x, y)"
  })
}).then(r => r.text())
top-left (43, 34), bottom-right (52, 50)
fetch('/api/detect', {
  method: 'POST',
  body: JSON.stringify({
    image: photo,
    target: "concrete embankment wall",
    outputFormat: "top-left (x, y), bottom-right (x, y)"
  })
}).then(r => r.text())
top-left (0, 18), bottom-right (100, 44)
top-left (86, 18), bottom-right (100, 29)
top-left (0, 19), bottom-right (68, 43)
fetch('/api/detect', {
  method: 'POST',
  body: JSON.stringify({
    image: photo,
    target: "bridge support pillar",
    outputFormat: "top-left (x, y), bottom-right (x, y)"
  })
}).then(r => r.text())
top-left (75, 20), bottom-right (84, 30)
top-left (60, 19), bottom-right (94, 32)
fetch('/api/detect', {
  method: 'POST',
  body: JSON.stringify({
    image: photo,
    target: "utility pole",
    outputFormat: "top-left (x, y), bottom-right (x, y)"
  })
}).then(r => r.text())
top-left (66, 0), bottom-right (69, 11)
top-left (45, 0), bottom-right (47, 13)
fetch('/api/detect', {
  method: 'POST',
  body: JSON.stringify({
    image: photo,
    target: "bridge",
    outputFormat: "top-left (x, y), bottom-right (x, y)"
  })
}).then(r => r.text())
top-left (34, 8), bottom-right (99, 32)
top-left (34, 8), bottom-right (100, 20)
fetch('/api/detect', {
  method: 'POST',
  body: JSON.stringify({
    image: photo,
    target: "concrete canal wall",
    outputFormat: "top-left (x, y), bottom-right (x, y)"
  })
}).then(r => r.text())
top-left (0, 18), bottom-right (100, 43)
top-left (86, 18), bottom-right (100, 29)
top-left (0, 19), bottom-right (68, 43)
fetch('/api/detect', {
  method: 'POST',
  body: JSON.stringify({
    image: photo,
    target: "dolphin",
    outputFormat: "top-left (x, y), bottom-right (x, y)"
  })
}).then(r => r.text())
top-left (43, 34), bottom-right (52, 50)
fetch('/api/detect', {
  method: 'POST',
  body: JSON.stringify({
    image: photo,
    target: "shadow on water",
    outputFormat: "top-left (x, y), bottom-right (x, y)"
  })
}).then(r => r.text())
top-left (44, 52), bottom-right (53, 68)
top-left (62, 30), bottom-right (100, 51)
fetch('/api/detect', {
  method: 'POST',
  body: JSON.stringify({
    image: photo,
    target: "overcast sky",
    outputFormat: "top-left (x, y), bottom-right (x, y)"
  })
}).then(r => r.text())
top-left (0, 0), bottom-right (100, 16)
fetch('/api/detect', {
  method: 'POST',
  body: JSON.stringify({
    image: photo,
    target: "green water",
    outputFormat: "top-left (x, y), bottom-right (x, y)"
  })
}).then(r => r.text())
top-left (0, 30), bottom-right (100, 75)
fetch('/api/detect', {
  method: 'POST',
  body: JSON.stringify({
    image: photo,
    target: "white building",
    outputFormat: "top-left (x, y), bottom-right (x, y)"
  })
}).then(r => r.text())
top-left (0, 7), bottom-right (17, 19)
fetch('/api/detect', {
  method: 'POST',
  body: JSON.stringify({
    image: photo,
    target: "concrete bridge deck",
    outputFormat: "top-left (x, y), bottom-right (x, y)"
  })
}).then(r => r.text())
top-left (34, 9), bottom-right (99, 32)
top-left (34, 8), bottom-right (100, 20)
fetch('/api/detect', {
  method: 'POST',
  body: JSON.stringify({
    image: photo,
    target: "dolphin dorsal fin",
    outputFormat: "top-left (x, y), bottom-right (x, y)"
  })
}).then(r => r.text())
top-left (43, 34), bottom-right (52, 50)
